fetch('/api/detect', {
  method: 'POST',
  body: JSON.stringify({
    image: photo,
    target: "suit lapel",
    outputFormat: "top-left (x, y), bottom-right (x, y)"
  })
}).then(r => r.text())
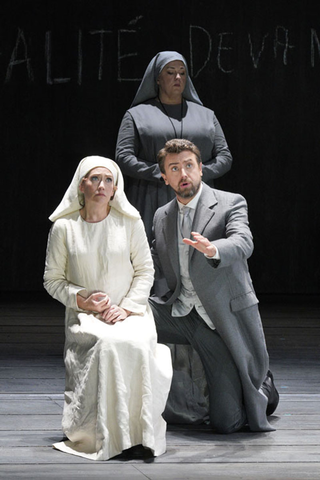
top-left (190, 184), bottom-right (218, 260)
top-left (162, 200), bottom-right (180, 278)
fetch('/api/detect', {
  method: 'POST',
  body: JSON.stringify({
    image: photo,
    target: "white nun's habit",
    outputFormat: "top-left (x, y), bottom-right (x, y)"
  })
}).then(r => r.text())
top-left (44, 156), bottom-right (172, 460)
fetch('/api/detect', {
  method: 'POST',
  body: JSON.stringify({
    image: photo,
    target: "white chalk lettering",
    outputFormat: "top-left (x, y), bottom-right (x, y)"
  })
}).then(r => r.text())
top-left (89, 30), bottom-right (112, 81)
top-left (128, 16), bottom-right (143, 26)
top-left (217, 32), bottom-right (234, 73)
top-left (117, 29), bottom-right (140, 81)
top-left (248, 32), bottom-right (269, 68)
top-left (274, 26), bottom-right (295, 65)
top-left (5, 28), bottom-right (34, 83)
top-left (189, 25), bottom-right (212, 78)
top-left (45, 31), bottom-right (71, 84)
top-left (2, 24), bottom-right (319, 85)
top-left (311, 28), bottom-right (320, 67)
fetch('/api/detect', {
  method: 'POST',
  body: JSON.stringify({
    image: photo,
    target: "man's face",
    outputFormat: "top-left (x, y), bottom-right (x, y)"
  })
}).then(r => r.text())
top-left (161, 151), bottom-right (202, 204)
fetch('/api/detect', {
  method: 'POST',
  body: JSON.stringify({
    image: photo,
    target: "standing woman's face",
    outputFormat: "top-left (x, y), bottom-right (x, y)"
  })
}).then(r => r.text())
top-left (157, 60), bottom-right (187, 103)
top-left (79, 167), bottom-right (115, 206)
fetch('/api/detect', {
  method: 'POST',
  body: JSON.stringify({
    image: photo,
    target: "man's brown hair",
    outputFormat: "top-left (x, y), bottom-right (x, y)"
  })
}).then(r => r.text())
top-left (157, 139), bottom-right (202, 174)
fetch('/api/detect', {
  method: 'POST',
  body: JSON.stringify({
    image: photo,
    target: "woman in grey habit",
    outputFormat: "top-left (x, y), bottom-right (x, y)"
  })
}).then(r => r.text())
top-left (115, 50), bottom-right (232, 244)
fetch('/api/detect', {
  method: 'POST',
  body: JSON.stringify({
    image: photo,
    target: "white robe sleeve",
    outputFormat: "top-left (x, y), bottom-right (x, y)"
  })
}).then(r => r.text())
top-left (43, 220), bottom-right (87, 310)
top-left (119, 218), bottom-right (155, 314)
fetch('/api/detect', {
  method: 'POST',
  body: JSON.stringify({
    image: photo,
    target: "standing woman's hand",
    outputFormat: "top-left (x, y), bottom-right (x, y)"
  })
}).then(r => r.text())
top-left (77, 292), bottom-right (111, 313)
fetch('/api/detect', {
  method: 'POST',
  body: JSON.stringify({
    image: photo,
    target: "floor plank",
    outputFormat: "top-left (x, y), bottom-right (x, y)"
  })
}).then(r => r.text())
top-left (1, 444), bottom-right (320, 464)
top-left (0, 463), bottom-right (319, 480)
top-left (2, 427), bottom-right (320, 448)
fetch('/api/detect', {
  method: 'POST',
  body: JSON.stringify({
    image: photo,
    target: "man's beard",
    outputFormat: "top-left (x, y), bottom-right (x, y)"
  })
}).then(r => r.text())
top-left (174, 179), bottom-right (201, 199)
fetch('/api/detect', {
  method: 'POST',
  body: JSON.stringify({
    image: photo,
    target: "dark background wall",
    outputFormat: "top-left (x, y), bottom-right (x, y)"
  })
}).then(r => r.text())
top-left (1, 0), bottom-right (319, 294)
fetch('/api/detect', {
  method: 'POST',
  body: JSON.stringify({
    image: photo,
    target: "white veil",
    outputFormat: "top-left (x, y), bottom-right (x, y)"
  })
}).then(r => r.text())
top-left (49, 156), bottom-right (140, 222)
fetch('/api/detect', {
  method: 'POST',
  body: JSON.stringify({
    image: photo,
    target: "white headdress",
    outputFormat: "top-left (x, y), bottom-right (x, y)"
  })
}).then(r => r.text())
top-left (49, 156), bottom-right (140, 222)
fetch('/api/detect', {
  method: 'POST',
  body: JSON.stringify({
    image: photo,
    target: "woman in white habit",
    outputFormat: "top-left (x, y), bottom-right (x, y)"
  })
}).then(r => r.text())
top-left (44, 156), bottom-right (172, 460)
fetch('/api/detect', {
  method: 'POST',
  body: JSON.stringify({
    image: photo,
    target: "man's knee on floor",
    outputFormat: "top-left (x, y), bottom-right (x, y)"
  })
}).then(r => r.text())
top-left (210, 410), bottom-right (245, 434)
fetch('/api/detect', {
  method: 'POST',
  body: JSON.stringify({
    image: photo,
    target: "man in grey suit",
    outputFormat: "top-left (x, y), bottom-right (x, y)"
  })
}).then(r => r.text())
top-left (149, 139), bottom-right (279, 433)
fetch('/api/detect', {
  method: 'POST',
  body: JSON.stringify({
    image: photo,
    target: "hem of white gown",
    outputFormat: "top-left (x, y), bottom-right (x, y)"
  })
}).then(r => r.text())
top-left (52, 439), bottom-right (166, 461)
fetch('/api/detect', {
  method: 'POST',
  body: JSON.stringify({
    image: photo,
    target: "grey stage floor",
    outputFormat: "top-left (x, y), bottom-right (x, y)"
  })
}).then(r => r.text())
top-left (0, 294), bottom-right (319, 479)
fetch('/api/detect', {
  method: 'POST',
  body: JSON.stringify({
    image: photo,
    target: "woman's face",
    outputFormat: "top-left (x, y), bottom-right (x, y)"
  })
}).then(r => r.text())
top-left (157, 60), bottom-right (187, 103)
top-left (79, 167), bottom-right (115, 206)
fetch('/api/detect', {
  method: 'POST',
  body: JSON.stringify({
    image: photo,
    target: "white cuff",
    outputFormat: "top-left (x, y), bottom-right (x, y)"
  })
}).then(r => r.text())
top-left (204, 244), bottom-right (220, 259)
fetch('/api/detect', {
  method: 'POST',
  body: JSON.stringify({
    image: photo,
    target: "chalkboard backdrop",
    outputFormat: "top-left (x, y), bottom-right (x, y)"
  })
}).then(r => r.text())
top-left (1, 0), bottom-right (319, 294)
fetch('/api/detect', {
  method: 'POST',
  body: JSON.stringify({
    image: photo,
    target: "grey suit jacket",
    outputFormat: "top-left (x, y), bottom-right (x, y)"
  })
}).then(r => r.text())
top-left (151, 183), bottom-right (274, 432)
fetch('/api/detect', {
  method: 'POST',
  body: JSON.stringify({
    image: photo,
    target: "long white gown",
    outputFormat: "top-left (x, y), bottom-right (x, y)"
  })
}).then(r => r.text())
top-left (44, 208), bottom-right (172, 460)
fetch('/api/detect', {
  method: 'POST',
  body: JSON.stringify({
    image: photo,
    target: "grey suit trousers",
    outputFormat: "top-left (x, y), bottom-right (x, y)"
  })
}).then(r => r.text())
top-left (149, 298), bottom-right (247, 433)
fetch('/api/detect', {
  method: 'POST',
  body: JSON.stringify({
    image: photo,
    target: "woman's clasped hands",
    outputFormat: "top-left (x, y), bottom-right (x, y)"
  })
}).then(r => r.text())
top-left (77, 292), bottom-right (131, 324)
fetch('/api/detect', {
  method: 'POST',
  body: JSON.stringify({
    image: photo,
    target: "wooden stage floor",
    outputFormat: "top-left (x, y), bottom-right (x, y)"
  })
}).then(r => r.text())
top-left (0, 294), bottom-right (319, 479)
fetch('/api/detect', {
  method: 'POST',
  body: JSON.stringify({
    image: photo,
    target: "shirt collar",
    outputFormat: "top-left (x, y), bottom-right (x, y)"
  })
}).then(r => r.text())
top-left (177, 183), bottom-right (203, 212)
